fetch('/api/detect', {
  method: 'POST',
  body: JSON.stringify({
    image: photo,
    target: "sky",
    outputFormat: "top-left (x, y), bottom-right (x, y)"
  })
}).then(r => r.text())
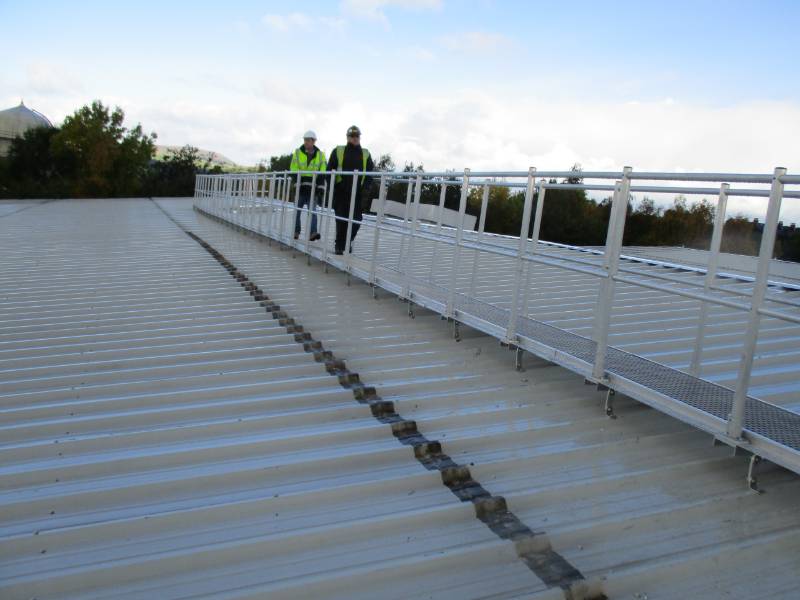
top-left (2, 0), bottom-right (799, 219)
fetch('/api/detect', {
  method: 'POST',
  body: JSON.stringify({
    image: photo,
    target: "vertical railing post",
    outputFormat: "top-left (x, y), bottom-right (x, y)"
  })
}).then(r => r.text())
top-left (250, 175), bottom-right (258, 230)
top-left (428, 182), bottom-right (448, 283)
top-left (227, 177), bottom-right (233, 220)
top-left (266, 174), bottom-right (276, 242)
top-left (344, 171), bottom-right (359, 266)
top-left (305, 172), bottom-right (318, 264)
top-left (247, 176), bottom-right (256, 230)
top-left (469, 184), bottom-right (490, 297)
top-left (237, 177), bottom-right (244, 225)
top-left (306, 172), bottom-right (318, 244)
top-left (592, 166), bottom-right (633, 382)
top-left (689, 182), bottom-right (729, 376)
top-left (221, 176), bottom-right (227, 216)
top-left (521, 180), bottom-right (547, 319)
top-left (397, 177), bottom-right (414, 272)
top-left (225, 176), bottom-right (232, 218)
top-left (369, 174), bottom-right (388, 287)
top-left (402, 173), bottom-right (424, 299)
top-left (446, 169), bottom-right (470, 318)
top-left (242, 177), bottom-right (248, 227)
top-left (505, 168), bottom-right (536, 343)
top-left (727, 167), bottom-right (786, 440)
top-left (322, 172), bottom-right (336, 266)
top-left (292, 172), bottom-right (302, 248)
top-left (257, 174), bottom-right (267, 234)
top-left (241, 177), bottom-right (247, 226)
top-left (234, 178), bottom-right (241, 224)
top-left (278, 174), bottom-right (289, 245)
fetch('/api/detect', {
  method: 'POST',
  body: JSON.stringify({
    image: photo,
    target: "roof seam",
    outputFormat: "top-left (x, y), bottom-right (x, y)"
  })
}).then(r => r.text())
top-left (173, 212), bottom-right (604, 600)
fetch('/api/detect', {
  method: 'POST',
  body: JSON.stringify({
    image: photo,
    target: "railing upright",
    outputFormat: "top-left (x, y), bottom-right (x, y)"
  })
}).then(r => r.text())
top-left (592, 166), bottom-right (633, 382)
top-left (397, 178), bottom-right (414, 272)
top-left (689, 182), bottom-right (730, 376)
top-left (429, 183), bottom-right (448, 283)
top-left (247, 177), bottom-right (256, 230)
top-left (305, 173), bottom-right (318, 264)
top-left (225, 176), bottom-right (233, 218)
top-left (446, 169), bottom-right (470, 318)
top-left (369, 175), bottom-right (388, 287)
top-left (344, 171), bottom-right (360, 266)
top-left (402, 173), bottom-right (424, 299)
top-left (506, 168), bottom-right (536, 343)
top-left (292, 172), bottom-right (302, 248)
top-left (322, 172), bottom-right (336, 265)
top-left (469, 184), bottom-right (490, 297)
top-left (727, 167), bottom-right (786, 440)
top-left (521, 180), bottom-right (547, 319)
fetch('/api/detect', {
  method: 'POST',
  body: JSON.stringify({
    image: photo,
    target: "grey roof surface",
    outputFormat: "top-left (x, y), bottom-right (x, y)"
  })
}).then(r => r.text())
top-left (2, 197), bottom-right (800, 599)
top-left (614, 245), bottom-right (800, 286)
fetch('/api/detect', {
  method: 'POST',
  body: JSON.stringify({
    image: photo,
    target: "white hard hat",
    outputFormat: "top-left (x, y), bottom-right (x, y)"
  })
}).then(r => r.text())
top-left (303, 130), bottom-right (317, 140)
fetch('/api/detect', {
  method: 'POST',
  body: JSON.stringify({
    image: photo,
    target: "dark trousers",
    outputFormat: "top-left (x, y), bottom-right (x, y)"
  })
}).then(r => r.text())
top-left (334, 185), bottom-right (362, 253)
top-left (294, 186), bottom-right (318, 235)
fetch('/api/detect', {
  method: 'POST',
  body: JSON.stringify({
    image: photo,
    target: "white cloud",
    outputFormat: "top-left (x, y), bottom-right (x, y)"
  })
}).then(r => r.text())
top-left (340, 0), bottom-right (443, 26)
top-left (262, 12), bottom-right (312, 32)
top-left (261, 12), bottom-right (346, 33)
top-left (25, 62), bottom-right (84, 96)
top-left (403, 46), bottom-right (436, 62)
top-left (439, 31), bottom-right (514, 53)
top-left (26, 78), bottom-right (796, 220)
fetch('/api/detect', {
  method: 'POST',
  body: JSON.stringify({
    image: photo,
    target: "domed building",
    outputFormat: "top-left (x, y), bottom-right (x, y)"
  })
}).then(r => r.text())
top-left (0, 101), bottom-right (54, 157)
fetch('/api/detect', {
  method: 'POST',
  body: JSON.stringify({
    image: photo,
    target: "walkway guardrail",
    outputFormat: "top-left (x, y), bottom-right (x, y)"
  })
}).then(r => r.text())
top-left (194, 167), bottom-right (800, 480)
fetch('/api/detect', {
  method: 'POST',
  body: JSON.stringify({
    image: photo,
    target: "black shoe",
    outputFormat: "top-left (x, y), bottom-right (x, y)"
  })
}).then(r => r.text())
top-left (293, 232), bottom-right (299, 240)
top-left (334, 249), bottom-right (344, 255)
top-left (310, 232), bottom-right (321, 241)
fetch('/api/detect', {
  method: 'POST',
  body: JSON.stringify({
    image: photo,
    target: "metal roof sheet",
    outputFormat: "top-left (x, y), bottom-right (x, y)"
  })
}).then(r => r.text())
top-left (2, 197), bottom-right (800, 599)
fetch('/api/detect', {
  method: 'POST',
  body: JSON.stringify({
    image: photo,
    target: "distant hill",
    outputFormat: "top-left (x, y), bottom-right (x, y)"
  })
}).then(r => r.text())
top-left (154, 145), bottom-right (239, 169)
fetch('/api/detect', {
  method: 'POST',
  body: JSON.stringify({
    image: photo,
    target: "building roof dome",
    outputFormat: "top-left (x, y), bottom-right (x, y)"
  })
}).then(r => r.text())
top-left (0, 101), bottom-right (53, 140)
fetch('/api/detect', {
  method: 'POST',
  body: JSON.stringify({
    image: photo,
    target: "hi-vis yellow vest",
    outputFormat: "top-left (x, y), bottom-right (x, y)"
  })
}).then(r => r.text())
top-left (335, 145), bottom-right (370, 184)
top-left (290, 148), bottom-right (326, 175)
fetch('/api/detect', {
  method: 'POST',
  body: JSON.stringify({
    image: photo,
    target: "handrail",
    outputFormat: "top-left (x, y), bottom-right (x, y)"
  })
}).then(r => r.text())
top-left (193, 165), bottom-right (800, 472)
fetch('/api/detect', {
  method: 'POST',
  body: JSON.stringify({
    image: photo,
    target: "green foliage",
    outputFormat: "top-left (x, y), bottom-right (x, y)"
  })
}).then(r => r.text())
top-left (52, 101), bottom-right (156, 197)
top-left (467, 185), bottom-right (525, 235)
top-left (1, 126), bottom-right (62, 198)
top-left (146, 145), bottom-right (208, 197)
top-left (264, 153), bottom-right (292, 172)
top-left (1, 101), bottom-right (157, 198)
top-left (539, 187), bottom-right (608, 246)
top-left (0, 101), bottom-right (227, 199)
top-left (4, 122), bottom-right (797, 262)
top-left (375, 154), bottom-right (395, 171)
top-left (721, 216), bottom-right (759, 255)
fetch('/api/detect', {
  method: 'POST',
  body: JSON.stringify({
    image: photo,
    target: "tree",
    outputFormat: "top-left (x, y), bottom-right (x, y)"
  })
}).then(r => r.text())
top-left (2, 126), bottom-right (62, 198)
top-left (51, 101), bottom-right (156, 197)
top-left (722, 216), bottom-right (759, 255)
top-left (375, 154), bottom-right (395, 171)
top-left (264, 154), bottom-right (292, 172)
top-left (145, 145), bottom-right (206, 197)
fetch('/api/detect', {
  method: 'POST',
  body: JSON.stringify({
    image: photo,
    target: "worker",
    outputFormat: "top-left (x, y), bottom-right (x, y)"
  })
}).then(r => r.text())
top-left (326, 125), bottom-right (375, 254)
top-left (289, 130), bottom-right (326, 241)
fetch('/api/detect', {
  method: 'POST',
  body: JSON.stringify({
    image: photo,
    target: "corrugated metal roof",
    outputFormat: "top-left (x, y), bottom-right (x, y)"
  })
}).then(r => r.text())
top-left (2, 197), bottom-right (800, 599)
top-left (613, 245), bottom-right (800, 286)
